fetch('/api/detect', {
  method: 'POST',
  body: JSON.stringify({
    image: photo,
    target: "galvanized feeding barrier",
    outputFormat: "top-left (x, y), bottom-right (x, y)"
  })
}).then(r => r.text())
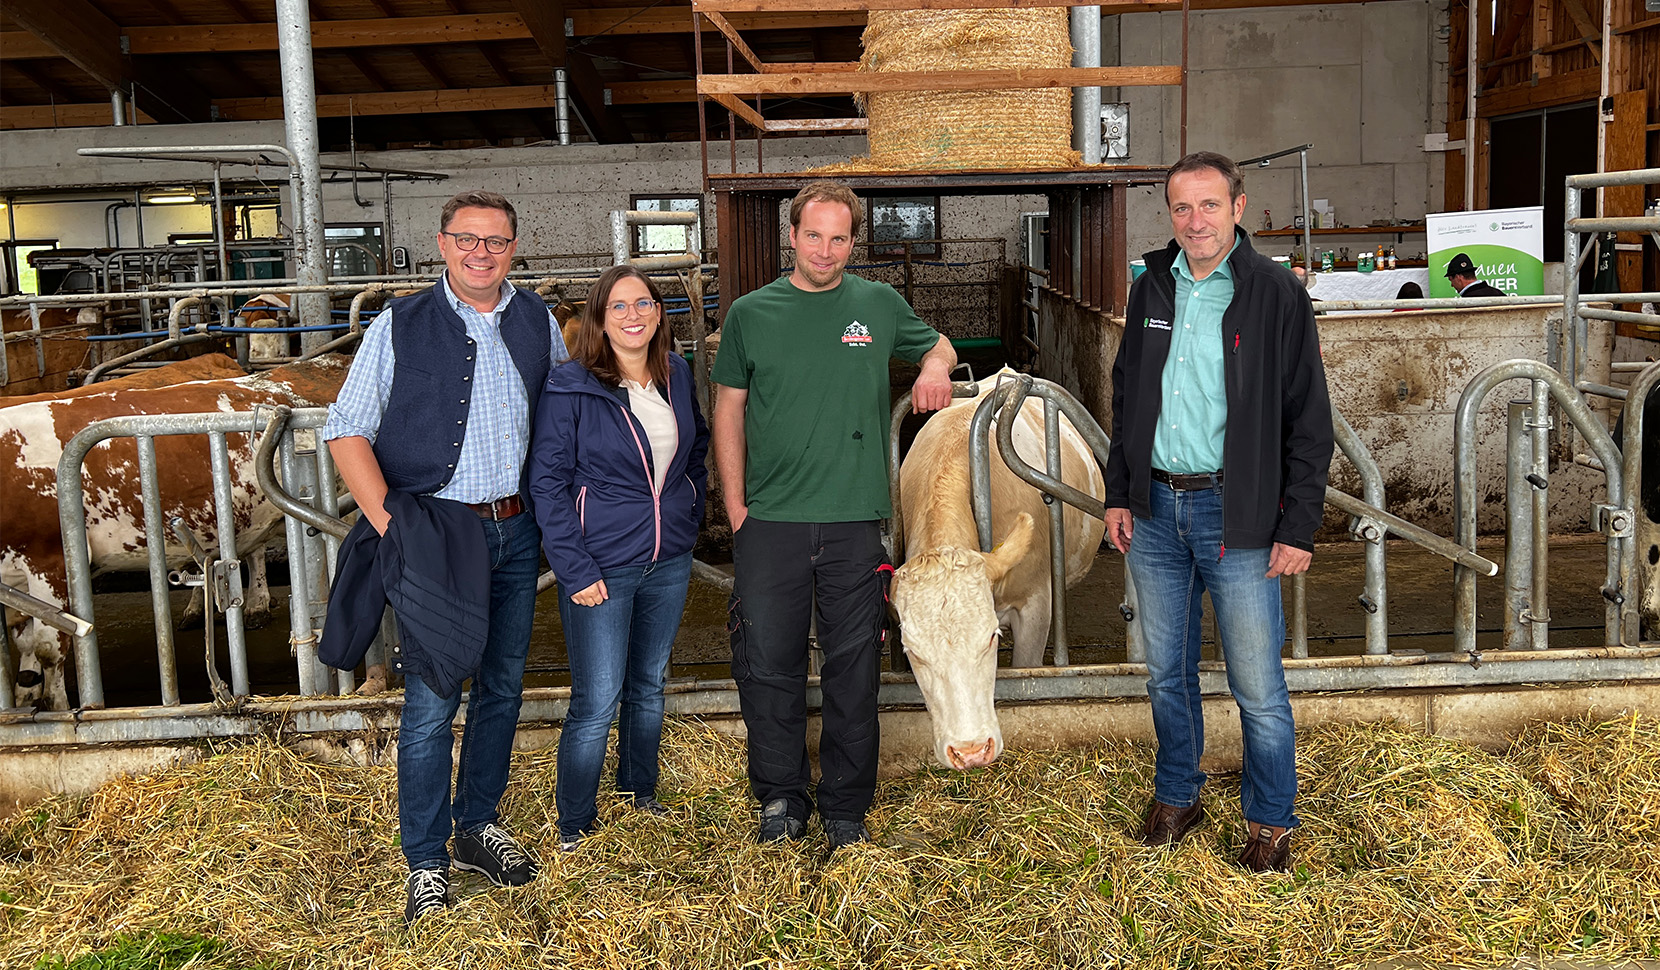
top-left (4, 177), bottom-right (1660, 765)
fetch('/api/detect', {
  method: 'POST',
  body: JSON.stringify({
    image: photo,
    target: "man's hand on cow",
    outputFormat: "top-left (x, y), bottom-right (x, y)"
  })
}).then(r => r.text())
top-left (911, 363), bottom-right (953, 413)
top-left (1105, 507), bottom-right (1134, 554)
top-left (1266, 542), bottom-right (1312, 578)
top-left (571, 579), bottom-right (609, 607)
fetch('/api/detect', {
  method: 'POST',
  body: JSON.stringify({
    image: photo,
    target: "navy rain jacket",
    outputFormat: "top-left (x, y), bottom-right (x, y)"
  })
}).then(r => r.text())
top-left (528, 353), bottom-right (709, 597)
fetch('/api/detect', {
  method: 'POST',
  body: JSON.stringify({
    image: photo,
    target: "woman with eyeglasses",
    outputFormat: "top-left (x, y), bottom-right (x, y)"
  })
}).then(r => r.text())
top-left (528, 264), bottom-right (709, 850)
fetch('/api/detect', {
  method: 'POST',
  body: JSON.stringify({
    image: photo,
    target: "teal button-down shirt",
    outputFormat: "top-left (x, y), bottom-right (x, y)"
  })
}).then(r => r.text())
top-left (1150, 237), bottom-right (1238, 474)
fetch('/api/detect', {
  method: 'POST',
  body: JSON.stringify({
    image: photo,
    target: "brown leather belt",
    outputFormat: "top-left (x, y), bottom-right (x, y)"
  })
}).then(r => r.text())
top-left (1152, 468), bottom-right (1223, 491)
top-left (465, 494), bottom-right (524, 520)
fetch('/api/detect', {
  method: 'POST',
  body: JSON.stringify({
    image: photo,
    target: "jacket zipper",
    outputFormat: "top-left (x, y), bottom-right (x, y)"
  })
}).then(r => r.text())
top-left (577, 485), bottom-right (587, 535)
top-left (620, 404), bottom-right (663, 561)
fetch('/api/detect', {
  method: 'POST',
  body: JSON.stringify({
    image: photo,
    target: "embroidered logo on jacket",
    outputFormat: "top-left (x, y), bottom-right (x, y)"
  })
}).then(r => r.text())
top-left (1145, 317), bottom-right (1172, 331)
top-left (841, 320), bottom-right (873, 346)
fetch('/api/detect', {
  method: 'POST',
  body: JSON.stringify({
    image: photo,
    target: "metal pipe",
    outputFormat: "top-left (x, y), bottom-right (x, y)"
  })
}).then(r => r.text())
top-left (0, 583), bottom-right (92, 638)
top-left (610, 210), bottom-right (630, 265)
top-left (111, 89), bottom-right (127, 126)
top-left (555, 68), bottom-right (571, 146)
top-left (1289, 572), bottom-right (1308, 659)
top-left (1044, 394), bottom-right (1069, 664)
top-left (211, 163), bottom-right (230, 284)
top-left (278, 424), bottom-right (321, 696)
top-left (1332, 407), bottom-right (1387, 655)
top-left (1566, 216), bottom-right (1660, 233)
top-left (255, 407), bottom-right (352, 540)
top-left (1565, 181), bottom-right (1584, 393)
top-left (1504, 400), bottom-right (1534, 650)
top-left (1071, 6), bottom-right (1102, 166)
top-left (207, 432), bottom-right (250, 697)
top-left (273, 0), bottom-right (332, 354)
top-left (1464, 0), bottom-right (1476, 211)
top-left (1122, 560), bottom-right (1142, 662)
top-left (1324, 487), bottom-right (1497, 576)
top-left (1527, 381), bottom-right (1552, 650)
top-left (135, 436), bottom-right (181, 704)
top-left (1300, 148), bottom-right (1314, 273)
top-left (1617, 361), bottom-right (1660, 645)
top-left (1454, 359), bottom-right (1624, 652)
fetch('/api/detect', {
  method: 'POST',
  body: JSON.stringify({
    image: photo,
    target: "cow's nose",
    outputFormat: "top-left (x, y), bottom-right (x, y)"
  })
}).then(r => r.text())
top-left (946, 737), bottom-right (998, 770)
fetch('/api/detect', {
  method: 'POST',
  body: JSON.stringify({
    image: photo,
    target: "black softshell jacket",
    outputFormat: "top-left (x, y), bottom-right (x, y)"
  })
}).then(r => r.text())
top-left (1104, 229), bottom-right (1334, 552)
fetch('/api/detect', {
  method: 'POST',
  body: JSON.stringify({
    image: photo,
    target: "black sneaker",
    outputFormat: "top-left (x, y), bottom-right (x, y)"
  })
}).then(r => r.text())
top-left (452, 823), bottom-right (539, 887)
top-left (403, 867), bottom-right (450, 924)
top-left (634, 796), bottom-right (670, 816)
top-left (756, 798), bottom-right (805, 843)
top-left (824, 818), bottom-right (870, 850)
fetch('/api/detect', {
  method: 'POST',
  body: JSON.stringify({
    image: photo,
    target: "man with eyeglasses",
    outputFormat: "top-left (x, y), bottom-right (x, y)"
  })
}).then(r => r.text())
top-left (711, 180), bottom-right (956, 850)
top-left (320, 189), bottom-right (567, 922)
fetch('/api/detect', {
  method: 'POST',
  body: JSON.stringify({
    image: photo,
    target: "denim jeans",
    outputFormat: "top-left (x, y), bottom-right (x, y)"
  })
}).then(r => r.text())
top-left (1126, 481), bottom-right (1299, 829)
top-left (553, 551), bottom-right (693, 839)
top-left (397, 511), bottom-right (541, 870)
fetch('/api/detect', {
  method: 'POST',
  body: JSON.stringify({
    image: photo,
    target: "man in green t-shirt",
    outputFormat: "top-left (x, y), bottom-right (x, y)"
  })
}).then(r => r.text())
top-left (711, 180), bottom-right (956, 849)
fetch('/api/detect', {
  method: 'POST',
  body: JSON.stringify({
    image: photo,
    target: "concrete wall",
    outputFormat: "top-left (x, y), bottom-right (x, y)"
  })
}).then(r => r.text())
top-left (1113, 0), bottom-right (1444, 261)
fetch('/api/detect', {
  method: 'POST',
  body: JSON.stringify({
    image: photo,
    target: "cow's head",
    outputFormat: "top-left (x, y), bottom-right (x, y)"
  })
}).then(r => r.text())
top-left (891, 513), bottom-right (1035, 770)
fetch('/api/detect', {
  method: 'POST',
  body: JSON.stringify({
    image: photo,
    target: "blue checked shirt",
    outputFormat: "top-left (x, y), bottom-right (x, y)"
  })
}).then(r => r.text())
top-left (321, 274), bottom-right (568, 503)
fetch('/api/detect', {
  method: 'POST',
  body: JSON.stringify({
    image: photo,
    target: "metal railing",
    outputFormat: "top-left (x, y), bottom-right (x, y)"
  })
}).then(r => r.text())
top-left (1564, 168), bottom-right (1660, 392)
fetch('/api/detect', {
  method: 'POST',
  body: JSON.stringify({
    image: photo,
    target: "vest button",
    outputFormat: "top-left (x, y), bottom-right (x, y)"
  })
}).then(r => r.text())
top-left (460, 399), bottom-right (467, 404)
top-left (457, 420), bottom-right (463, 425)
top-left (464, 376), bottom-right (471, 381)
top-left (453, 442), bottom-right (459, 447)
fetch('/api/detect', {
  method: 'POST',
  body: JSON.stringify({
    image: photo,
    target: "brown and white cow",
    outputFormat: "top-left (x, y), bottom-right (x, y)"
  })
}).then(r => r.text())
top-left (239, 294), bottom-right (292, 362)
top-left (0, 354), bottom-right (350, 709)
top-left (891, 371), bottom-right (1106, 770)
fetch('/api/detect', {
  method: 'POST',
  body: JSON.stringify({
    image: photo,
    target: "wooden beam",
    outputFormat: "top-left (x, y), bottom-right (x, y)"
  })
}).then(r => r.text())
top-left (702, 12), bottom-right (765, 73)
top-left (608, 79), bottom-right (698, 103)
top-left (580, 8), bottom-right (866, 34)
top-left (1, 102), bottom-right (154, 128)
top-left (765, 117), bottom-right (867, 130)
top-left (707, 91), bottom-right (766, 129)
top-left (1558, 0), bottom-right (1603, 63)
top-left (4, 0), bottom-right (127, 90)
top-left (1614, 16), bottom-right (1660, 35)
top-left (689, 0), bottom-right (1376, 10)
top-left (1475, 68), bottom-right (1600, 117)
top-left (699, 65), bottom-right (1183, 96)
top-left (215, 85), bottom-right (563, 120)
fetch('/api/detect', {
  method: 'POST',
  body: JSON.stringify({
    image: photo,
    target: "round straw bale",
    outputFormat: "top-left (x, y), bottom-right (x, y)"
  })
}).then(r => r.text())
top-left (846, 9), bottom-right (1081, 172)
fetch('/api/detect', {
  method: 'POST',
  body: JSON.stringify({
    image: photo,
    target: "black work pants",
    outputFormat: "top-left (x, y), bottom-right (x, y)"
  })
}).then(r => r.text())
top-left (728, 518), bottom-right (887, 822)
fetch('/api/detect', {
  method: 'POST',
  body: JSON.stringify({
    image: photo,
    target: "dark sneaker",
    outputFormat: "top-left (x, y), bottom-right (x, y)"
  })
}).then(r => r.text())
top-left (403, 867), bottom-right (450, 924)
top-left (634, 796), bottom-right (670, 816)
top-left (1139, 799), bottom-right (1205, 847)
top-left (756, 798), bottom-right (805, 843)
top-left (824, 818), bottom-right (870, 850)
top-left (558, 833), bottom-right (585, 853)
top-left (1238, 825), bottom-right (1293, 873)
top-left (452, 823), bottom-right (539, 887)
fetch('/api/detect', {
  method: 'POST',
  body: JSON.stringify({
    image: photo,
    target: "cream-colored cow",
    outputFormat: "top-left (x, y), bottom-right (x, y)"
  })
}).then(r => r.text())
top-left (891, 371), bottom-right (1106, 769)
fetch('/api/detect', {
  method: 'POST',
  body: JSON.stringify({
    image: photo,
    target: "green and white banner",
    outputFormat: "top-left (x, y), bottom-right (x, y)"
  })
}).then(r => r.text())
top-left (1424, 206), bottom-right (1545, 298)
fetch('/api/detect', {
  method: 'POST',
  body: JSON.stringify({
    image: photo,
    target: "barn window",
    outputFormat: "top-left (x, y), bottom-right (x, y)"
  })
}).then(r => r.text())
top-left (8, 241), bottom-right (57, 296)
top-left (630, 196), bottom-right (702, 257)
top-left (868, 196), bottom-right (940, 258)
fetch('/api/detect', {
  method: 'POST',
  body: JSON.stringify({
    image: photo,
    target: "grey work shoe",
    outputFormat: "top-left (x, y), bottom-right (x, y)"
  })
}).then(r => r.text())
top-left (403, 867), bottom-right (451, 924)
top-left (823, 818), bottom-right (870, 850)
top-left (452, 823), bottom-right (539, 887)
top-left (756, 798), bottom-right (805, 843)
top-left (634, 796), bottom-right (671, 816)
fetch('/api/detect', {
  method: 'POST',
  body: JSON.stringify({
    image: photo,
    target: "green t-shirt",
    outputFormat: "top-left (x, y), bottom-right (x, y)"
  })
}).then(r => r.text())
top-left (711, 273), bottom-right (942, 522)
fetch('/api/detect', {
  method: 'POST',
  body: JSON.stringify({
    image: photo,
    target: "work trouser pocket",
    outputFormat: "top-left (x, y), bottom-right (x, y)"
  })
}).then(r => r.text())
top-left (727, 595), bottom-right (750, 682)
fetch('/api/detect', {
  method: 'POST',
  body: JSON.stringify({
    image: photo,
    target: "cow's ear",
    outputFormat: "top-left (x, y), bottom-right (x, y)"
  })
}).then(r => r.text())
top-left (981, 512), bottom-right (1035, 584)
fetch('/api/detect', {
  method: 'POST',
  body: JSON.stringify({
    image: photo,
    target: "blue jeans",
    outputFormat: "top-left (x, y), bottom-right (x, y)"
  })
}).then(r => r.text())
top-left (554, 551), bottom-right (693, 839)
top-left (1127, 482), bottom-right (1299, 829)
top-left (397, 511), bottom-right (541, 870)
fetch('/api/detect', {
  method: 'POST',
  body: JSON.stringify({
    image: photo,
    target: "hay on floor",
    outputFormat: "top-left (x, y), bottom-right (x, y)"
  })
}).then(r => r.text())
top-left (2, 716), bottom-right (1659, 969)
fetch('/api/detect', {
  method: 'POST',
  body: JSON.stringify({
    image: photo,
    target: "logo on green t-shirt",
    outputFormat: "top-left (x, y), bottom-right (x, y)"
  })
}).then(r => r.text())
top-left (841, 320), bottom-right (873, 346)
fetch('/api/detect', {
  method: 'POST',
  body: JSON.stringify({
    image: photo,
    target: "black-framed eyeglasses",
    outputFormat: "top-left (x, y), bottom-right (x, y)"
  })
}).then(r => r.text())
top-left (607, 298), bottom-right (658, 317)
top-left (442, 231), bottom-right (514, 254)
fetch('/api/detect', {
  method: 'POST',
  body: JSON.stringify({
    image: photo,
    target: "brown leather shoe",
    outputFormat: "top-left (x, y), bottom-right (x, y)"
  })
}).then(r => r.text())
top-left (1138, 799), bottom-right (1204, 847)
top-left (1237, 825), bottom-right (1293, 873)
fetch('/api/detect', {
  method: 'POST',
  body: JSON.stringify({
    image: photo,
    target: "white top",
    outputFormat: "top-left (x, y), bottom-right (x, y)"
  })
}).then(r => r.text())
top-left (624, 377), bottom-right (676, 495)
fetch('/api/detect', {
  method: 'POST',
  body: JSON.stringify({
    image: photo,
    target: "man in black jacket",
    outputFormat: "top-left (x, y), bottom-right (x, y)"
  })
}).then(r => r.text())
top-left (1445, 252), bottom-right (1505, 298)
top-left (1104, 152), bottom-right (1332, 873)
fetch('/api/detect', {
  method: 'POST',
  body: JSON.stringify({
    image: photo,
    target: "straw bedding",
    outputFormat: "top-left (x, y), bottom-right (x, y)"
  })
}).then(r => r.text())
top-left (3, 715), bottom-right (1658, 968)
top-left (817, 10), bottom-right (1081, 173)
